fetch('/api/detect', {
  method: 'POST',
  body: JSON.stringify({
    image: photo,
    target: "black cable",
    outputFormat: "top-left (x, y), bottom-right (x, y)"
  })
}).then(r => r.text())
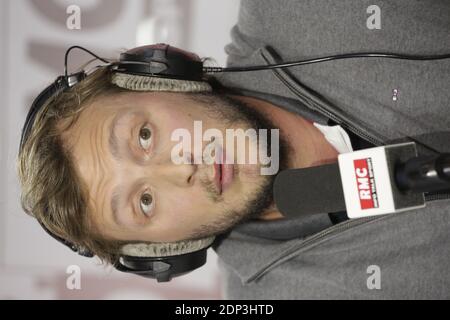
top-left (203, 52), bottom-right (450, 73)
top-left (64, 45), bottom-right (110, 78)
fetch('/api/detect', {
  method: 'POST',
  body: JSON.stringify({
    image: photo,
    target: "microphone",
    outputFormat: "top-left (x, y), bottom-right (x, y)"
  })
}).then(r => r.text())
top-left (274, 142), bottom-right (450, 219)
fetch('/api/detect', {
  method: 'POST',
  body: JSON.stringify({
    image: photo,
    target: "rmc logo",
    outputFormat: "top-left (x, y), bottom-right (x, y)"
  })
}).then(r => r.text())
top-left (353, 158), bottom-right (379, 210)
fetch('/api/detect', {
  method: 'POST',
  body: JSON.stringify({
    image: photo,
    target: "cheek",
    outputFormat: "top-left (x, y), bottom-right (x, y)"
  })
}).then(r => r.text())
top-left (155, 191), bottom-right (214, 236)
top-left (163, 189), bottom-right (212, 216)
top-left (156, 111), bottom-right (199, 148)
top-left (155, 106), bottom-right (193, 129)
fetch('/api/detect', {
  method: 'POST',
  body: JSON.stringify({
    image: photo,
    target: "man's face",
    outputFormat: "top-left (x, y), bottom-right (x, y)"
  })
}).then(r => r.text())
top-left (61, 91), bottom-right (280, 243)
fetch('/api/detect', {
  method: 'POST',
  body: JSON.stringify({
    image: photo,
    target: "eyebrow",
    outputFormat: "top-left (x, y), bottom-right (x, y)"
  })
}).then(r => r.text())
top-left (109, 110), bottom-right (150, 168)
top-left (108, 112), bottom-right (125, 161)
top-left (108, 111), bottom-right (131, 226)
top-left (110, 185), bottom-right (122, 226)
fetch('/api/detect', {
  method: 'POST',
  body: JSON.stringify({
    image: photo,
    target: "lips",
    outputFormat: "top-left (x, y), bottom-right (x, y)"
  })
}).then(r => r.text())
top-left (213, 147), bottom-right (234, 194)
top-left (221, 161), bottom-right (234, 193)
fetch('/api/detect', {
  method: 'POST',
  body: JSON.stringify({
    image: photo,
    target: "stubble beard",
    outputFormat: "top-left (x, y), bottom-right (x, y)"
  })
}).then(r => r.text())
top-left (185, 92), bottom-right (289, 240)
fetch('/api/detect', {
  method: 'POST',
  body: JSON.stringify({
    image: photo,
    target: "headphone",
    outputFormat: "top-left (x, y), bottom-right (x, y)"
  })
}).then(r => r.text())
top-left (20, 43), bottom-right (450, 282)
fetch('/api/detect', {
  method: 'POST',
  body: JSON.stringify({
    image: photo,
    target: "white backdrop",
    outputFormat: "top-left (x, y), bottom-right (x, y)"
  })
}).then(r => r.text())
top-left (0, 0), bottom-right (240, 299)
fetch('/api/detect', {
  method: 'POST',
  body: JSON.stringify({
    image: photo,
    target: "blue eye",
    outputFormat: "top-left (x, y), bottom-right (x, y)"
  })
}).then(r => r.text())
top-left (139, 193), bottom-right (153, 216)
top-left (139, 126), bottom-right (152, 150)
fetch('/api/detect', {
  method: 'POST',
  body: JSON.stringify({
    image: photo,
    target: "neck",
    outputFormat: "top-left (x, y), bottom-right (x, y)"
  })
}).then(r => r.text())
top-left (229, 94), bottom-right (339, 220)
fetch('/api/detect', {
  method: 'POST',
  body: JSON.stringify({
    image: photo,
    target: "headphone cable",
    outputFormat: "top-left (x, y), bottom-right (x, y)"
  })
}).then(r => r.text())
top-left (203, 52), bottom-right (450, 73)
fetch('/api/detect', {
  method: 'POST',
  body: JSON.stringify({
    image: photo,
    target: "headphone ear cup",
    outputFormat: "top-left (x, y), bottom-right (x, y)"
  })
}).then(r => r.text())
top-left (117, 237), bottom-right (216, 282)
top-left (111, 43), bottom-right (212, 92)
top-left (116, 43), bottom-right (205, 81)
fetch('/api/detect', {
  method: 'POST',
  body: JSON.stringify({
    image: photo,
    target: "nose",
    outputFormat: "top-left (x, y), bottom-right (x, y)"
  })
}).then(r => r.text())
top-left (150, 152), bottom-right (198, 187)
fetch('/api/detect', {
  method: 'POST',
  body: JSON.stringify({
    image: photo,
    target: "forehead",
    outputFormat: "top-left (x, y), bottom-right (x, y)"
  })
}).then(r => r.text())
top-left (59, 93), bottom-right (137, 134)
top-left (57, 95), bottom-right (133, 233)
top-left (81, 91), bottom-right (194, 118)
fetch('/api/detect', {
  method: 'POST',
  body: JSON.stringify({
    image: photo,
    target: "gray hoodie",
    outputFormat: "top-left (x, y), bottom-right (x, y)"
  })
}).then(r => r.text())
top-left (212, 0), bottom-right (450, 299)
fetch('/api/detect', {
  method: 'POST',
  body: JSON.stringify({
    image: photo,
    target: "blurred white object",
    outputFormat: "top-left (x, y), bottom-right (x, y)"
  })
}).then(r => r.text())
top-left (136, 0), bottom-right (184, 47)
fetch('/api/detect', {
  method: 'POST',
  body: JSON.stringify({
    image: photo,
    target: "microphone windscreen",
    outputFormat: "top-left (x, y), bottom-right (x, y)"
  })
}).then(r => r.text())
top-left (273, 163), bottom-right (346, 218)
